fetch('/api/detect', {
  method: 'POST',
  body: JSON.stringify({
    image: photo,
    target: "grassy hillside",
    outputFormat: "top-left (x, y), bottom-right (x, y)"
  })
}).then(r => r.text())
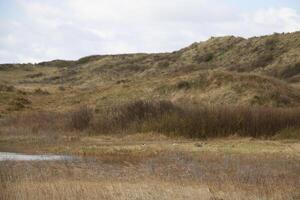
top-left (1, 32), bottom-right (300, 200)
top-left (0, 32), bottom-right (300, 116)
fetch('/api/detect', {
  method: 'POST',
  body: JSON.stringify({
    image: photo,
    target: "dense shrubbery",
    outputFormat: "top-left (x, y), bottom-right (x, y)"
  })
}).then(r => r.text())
top-left (91, 101), bottom-right (178, 133)
top-left (91, 100), bottom-right (300, 138)
top-left (3, 101), bottom-right (300, 138)
top-left (279, 62), bottom-right (300, 79)
top-left (69, 106), bottom-right (94, 131)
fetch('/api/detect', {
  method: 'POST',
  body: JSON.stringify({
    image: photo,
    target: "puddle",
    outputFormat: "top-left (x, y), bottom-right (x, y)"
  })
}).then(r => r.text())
top-left (0, 152), bottom-right (74, 161)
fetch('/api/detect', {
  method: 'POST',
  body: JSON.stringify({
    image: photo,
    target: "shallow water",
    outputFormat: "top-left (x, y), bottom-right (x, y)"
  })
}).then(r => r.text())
top-left (0, 152), bottom-right (73, 161)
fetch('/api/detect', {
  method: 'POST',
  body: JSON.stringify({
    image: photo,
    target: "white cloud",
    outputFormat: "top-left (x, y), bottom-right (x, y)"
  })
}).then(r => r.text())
top-left (0, 1), bottom-right (299, 63)
top-left (252, 7), bottom-right (300, 32)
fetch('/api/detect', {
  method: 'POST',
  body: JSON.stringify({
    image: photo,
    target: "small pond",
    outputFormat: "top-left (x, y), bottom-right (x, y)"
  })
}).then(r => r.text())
top-left (0, 152), bottom-right (73, 161)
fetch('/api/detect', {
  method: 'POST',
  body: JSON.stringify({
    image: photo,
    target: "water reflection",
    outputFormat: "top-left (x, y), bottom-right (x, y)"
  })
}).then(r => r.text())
top-left (0, 152), bottom-right (73, 161)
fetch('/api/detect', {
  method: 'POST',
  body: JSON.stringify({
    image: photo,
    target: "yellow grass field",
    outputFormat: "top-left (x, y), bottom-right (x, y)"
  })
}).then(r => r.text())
top-left (0, 132), bottom-right (299, 200)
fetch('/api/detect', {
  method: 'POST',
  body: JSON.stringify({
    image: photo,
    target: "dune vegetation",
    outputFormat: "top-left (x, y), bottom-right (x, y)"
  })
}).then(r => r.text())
top-left (0, 32), bottom-right (300, 200)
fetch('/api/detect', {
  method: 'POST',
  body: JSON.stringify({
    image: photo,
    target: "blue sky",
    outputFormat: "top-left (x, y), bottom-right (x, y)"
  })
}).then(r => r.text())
top-left (0, 0), bottom-right (299, 63)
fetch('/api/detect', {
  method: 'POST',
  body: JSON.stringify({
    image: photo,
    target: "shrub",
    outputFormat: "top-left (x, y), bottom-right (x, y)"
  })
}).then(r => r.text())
top-left (69, 106), bottom-right (94, 131)
top-left (26, 72), bottom-right (44, 78)
top-left (157, 61), bottom-right (170, 68)
top-left (279, 62), bottom-right (300, 78)
top-left (0, 84), bottom-right (15, 92)
top-left (34, 88), bottom-right (50, 95)
top-left (176, 81), bottom-right (191, 90)
top-left (5, 101), bottom-right (300, 138)
top-left (254, 53), bottom-right (274, 68)
top-left (194, 53), bottom-right (214, 63)
top-left (92, 100), bottom-right (300, 138)
top-left (264, 37), bottom-right (277, 50)
top-left (92, 100), bottom-right (178, 133)
top-left (149, 105), bottom-right (300, 138)
top-left (58, 86), bottom-right (65, 91)
top-left (9, 97), bottom-right (31, 111)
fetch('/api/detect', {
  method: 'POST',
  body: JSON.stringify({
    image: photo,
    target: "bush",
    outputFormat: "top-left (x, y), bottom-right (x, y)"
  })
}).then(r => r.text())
top-left (279, 62), bottom-right (300, 78)
top-left (0, 84), bottom-right (15, 92)
top-left (176, 81), bottom-right (191, 90)
top-left (92, 100), bottom-right (178, 133)
top-left (264, 38), bottom-right (277, 50)
top-left (157, 61), bottom-right (170, 69)
top-left (34, 88), bottom-right (50, 95)
top-left (152, 105), bottom-right (300, 138)
top-left (69, 106), bottom-right (94, 131)
top-left (92, 100), bottom-right (300, 138)
top-left (194, 53), bottom-right (214, 63)
top-left (5, 101), bottom-right (300, 138)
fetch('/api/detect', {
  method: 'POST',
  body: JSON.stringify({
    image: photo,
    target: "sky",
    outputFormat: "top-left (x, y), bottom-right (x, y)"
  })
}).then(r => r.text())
top-left (0, 0), bottom-right (299, 63)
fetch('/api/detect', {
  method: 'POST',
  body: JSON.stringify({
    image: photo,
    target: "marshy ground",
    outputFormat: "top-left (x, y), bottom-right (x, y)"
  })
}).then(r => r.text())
top-left (0, 132), bottom-right (299, 200)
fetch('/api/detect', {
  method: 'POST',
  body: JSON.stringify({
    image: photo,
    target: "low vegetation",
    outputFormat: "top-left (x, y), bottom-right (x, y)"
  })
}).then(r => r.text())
top-left (1, 101), bottom-right (299, 139)
top-left (1, 32), bottom-right (300, 116)
top-left (0, 102), bottom-right (299, 200)
top-left (0, 32), bottom-right (299, 200)
top-left (69, 106), bottom-right (94, 131)
top-left (0, 143), bottom-right (299, 200)
top-left (92, 101), bottom-right (300, 138)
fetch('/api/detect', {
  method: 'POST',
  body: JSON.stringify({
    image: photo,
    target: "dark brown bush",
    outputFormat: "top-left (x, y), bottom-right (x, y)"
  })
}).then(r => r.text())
top-left (4, 101), bottom-right (300, 138)
top-left (279, 62), bottom-right (300, 79)
top-left (34, 88), bottom-right (50, 95)
top-left (176, 81), bottom-right (191, 90)
top-left (148, 104), bottom-right (300, 138)
top-left (92, 100), bottom-right (179, 133)
top-left (193, 52), bottom-right (214, 63)
top-left (69, 106), bottom-right (94, 131)
top-left (92, 100), bottom-right (300, 138)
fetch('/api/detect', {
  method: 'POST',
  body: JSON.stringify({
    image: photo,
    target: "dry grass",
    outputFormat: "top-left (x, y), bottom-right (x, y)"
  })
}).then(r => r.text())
top-left (0, 32), bottom-right (300, 200)
top-left (0, 119), bottom-right (299, 199)
top-left (1, 32), bottom-right (300, 117)
top-left (0, 149), bottom-right (299, 200)
top-left (0, 111), bottom-right (68, 137)
top-left (1, 180), bottom-right (212, 200)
